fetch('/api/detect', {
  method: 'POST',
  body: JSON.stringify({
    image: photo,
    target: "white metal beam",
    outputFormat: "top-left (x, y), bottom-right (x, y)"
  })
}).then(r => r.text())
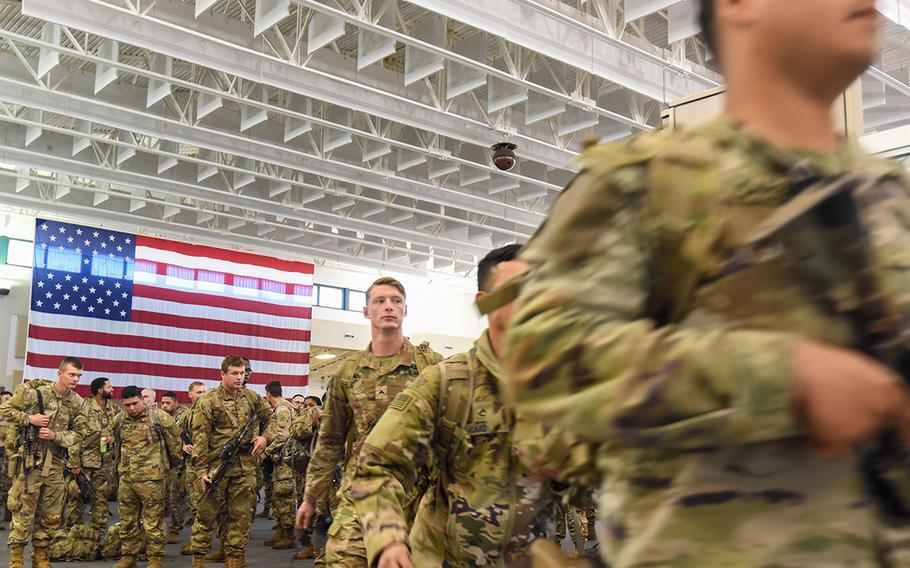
top-left (22, 0), bottom-right (576, 169)
top-left (405, 0), bottom-right (719, 102)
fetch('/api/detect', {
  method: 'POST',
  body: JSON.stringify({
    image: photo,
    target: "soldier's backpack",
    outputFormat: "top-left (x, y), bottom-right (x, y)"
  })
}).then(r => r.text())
top-left (48, 524), bottom-right (101, 561)
top-left (101, 522), bottom-right (147, 559)
top-left (283, 421), bottom-right (318, 474)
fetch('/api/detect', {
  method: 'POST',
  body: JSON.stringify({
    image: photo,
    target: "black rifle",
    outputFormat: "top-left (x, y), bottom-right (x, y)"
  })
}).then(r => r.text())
top-left (201, 412), bottom-right (257, 498)
top-left (19, 388), bottom-right (44, 491)
top-left (297, 514), bottom-right (333, 550)
top-left (64, 465), bottom-right (97, 504)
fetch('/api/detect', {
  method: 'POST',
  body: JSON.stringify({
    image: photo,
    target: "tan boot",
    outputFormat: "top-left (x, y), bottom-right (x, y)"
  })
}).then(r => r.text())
top-left (192, 556), bottom-right (207, 568)
top-left (181, 542), bottom-right (194, 556)
top-left (263, 526), bottom-right (282, 546)
top-left (204, 546), bottom-right (226, 563)
top-left (293, 545), bottom-right (315, 560)
top-left (31, 547), bottom-right (52, 568)
top-left (8, 545), bottom-right (24, 568)
top-left (225, 554), bottom-right (246, 568)
top-left (166, 532), bottom-right (180, 544)
top-left (271, 527), bottom-right (296, 550)
top-left (113, 555), bottom-right (138, 568)
top-left (146, 556), bottom-right (163, 568)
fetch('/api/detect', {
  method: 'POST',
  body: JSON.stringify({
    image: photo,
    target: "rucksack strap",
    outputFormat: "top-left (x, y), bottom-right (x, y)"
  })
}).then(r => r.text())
top-left (433, 352), bottom-right (474, 493)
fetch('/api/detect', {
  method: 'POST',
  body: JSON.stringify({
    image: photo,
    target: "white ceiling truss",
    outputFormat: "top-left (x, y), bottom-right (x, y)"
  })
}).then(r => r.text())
top-left (1, 0), bottom-right (904, 276)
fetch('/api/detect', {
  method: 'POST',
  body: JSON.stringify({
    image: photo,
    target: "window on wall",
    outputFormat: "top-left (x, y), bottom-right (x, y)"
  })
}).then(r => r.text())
top-left (6, 238), bottom-right (33, 267)
top-left (313, 284), bottom-right (367, 311)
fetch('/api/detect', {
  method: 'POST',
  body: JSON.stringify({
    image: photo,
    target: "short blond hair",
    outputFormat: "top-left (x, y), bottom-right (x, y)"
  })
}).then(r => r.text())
top-left (366, 277), bottom-right (406, 302)
top-left (187, 381), bottom-right (204, 393)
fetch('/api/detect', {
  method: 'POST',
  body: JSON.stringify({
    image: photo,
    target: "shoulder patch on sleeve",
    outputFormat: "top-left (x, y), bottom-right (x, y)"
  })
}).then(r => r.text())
top-left (389, 393), bottom-right (413, 412)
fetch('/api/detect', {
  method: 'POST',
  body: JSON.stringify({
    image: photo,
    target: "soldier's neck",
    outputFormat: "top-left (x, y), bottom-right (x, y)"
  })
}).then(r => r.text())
top-left (370, 331), bottom-right (404, 357)
top-left (94, 394), bottom-right (107, 408)
top-left (55, 380), bottom-right (68, 396)
top-left (725, 74), bottom-right (841, 152)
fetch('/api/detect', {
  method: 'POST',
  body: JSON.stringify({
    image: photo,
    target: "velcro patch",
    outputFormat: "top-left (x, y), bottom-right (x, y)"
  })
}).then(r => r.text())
top-left (389, 393), bottom-right (413, 412)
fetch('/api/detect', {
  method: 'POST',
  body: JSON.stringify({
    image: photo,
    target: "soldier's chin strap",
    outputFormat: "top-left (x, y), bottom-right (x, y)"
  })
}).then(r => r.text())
top-left (475, 272), bottom-right (527, 316)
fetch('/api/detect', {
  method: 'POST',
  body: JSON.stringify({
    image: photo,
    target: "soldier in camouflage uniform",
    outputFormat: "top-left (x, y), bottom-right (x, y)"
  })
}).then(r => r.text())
top-left (501, 1), bottom-right (910, 566)
top-left (159, 391), bottom-right (188, 543)
top-left (553, 495), bottom-right (597, 557)
top-left (111, 385), bottom-right (181, 568)
top-left (297, 276), bottom-right (442, 567)
top-left (288, 396), bottom-right (321, 561)
top-left (0, 390), bottom-right (13, 531)
top-left (350, 246), bottom-right (556, 568)
top-left (64, 376), bottom-right (118, 533)
top-left (261, 381), bottom-right (297, 550)
top-left (179, 381), bottom-right (206, 556)
top-left (0, 356), bottom-right (88, 568)
top-left (189, 355), bottom-right (276, 568)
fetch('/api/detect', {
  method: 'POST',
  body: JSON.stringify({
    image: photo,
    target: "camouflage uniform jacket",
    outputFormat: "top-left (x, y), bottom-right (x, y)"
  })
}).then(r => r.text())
top-left (191, 385), bottom-right (274, 480)
top-left (352, 331), bottom-right (554, 568)
top-left (303, 340), bottom-right (442, 505)
top-left (0, 380), bottom-right (86, 476)
top-left (264, 398), bottom-right (296, 481)
top-left (504, 118), bottom-right (910, 566)
top-left (112, 407), bottom-right (181, 482)
top-left (70, 397), bottom-right (120, 469)
top-left (289, 405), bottom-right (320, 443)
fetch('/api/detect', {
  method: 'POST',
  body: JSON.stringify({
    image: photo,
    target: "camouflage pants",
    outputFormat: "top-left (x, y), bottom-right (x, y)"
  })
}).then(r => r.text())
top-left (7, 471), bottom-right (66, 548)
top-left (185, 465), bottom-right (199, 524)
top-left (325, 492), bottom-right (368, 567)
top-left (118, 478), bottom-right (166, 557)
top-left (273, 461), bottom-right (296, 531)
top-left (0, 458), bottom-right (11, 517)
top-left (261, 464), bottom-right (273, 511)
top-left (167, 463), bottom-right (187, 533)
top-left (63, 467), bottom-right (111, 532)
top-left (191, 473), bottom-right (256, 556)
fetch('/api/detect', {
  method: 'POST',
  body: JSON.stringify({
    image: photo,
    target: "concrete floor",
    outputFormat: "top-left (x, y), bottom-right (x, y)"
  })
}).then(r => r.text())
top-left (0, 512), bottom-right (317, 568)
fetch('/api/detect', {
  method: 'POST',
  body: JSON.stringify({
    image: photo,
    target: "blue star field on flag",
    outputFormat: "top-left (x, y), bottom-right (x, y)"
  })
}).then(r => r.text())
top-left (31, 218), bottom-right (136, 321)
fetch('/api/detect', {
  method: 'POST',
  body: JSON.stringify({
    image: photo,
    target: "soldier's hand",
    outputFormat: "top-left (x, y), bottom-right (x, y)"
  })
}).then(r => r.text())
top-left (29, 413), bottom-right (50, 427)
top-left (251, 435), bottom-right (268, 457)
top-left (378, 543), bottom-right (413, 568)
top-left (200, 474), bottom-right (212, 492)
top-left (794, 340), bottom-right (910, 458)
top-left (38, 427), bottom-right (56, 441)
top-left (183, 444), bottom-right (193, 455)
top-left (297, 500), bottom-right (316, 530)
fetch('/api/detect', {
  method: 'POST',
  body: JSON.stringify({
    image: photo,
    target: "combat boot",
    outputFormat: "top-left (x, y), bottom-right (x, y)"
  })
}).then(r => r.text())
top-left (225, 554), bottom-right (245, 568)
top-left (31, 547), bottom-right (52, 568)
top-left (167, 531), bottom-right (180, 544)
top-left (7, 545), bottom-right (24, 568)
top-left (192, 555), bottom-right (207, 568)
top-left (113, 555), bottom-right (138, 568)
top-left (293, 545), bottom-right (315, 560)
top-left (146, 556), bottom-right (163, 568)
top-left (204, 545), bottom-right (226, 562)
top-left (264, 525), bottom-right (284, 546)
top-left (181, 542), bottom-right (194, 556)
top-left (271, 527), bottom-right (296, 550)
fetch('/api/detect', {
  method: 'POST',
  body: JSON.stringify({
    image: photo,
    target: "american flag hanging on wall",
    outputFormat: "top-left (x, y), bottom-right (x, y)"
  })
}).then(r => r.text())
top-left (24, 218), bottom-right (314, 401)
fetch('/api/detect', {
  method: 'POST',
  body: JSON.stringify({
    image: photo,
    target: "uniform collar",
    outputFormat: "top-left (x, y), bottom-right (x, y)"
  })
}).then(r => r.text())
top-left (357, 339), bottom-right (416, 371)
top-left (474, 330), bottom-right (502, 380)
top-left (697, 118), bottom-right (893, 203)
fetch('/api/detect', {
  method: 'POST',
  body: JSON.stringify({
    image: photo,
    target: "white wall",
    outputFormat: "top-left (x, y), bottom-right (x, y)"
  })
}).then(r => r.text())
top-left (0, 214), bottom-right (35, 392)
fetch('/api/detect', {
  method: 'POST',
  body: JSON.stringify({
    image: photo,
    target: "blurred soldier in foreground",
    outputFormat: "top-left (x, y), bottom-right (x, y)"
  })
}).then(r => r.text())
top-left (159, 391), bottom-right (188, 543)
top-left (290, 394), bottom-right (306, 415)
top-left (261, 381), bottom-right (297, 550)
top-left (179, 381), bottom-right (206, 555)
top-left (1, 357), bottom-right (87, 568)
top-left (111, 385), bottom-right (181, 568)
top-left (190, 355), bottom-right (275, 568)
top-left (64, 376), bottom-right (117, 533)
top-left (502, 0), bottom-right (910, 566)
top-left (351, 245), bottom-right (557, 568)
top-left (297, 277), bottom-right (442, 567)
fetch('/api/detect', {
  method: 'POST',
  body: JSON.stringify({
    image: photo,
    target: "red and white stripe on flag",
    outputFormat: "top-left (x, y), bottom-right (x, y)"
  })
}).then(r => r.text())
top-left (24, 219), bottom-right (314, 402)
